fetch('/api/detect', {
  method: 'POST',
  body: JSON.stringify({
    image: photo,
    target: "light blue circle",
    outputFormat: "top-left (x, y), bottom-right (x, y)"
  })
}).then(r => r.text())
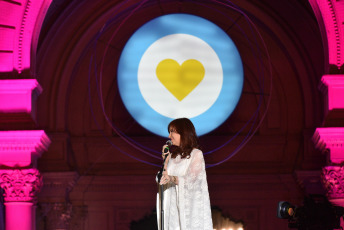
top-left (117, 13), bottom-right (243, 137)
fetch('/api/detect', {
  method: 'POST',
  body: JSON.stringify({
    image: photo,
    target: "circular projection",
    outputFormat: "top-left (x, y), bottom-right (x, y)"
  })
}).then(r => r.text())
top-left (118, 13), bottom-right (243, 137)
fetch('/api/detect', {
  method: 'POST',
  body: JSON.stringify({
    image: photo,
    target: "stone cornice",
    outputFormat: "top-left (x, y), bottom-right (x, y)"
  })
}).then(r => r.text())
top-left (0, 79), bottom-right (42, 113)
top-left (0, 130), bottom-right (51, 167)
top-left (320, 75), bottom-right (344, 94)
top-left (313, 127), bottom-right (344, 152)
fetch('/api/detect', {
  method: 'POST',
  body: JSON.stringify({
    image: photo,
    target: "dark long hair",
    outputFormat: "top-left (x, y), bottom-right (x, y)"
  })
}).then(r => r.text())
top-left (168, 118), bottom-right (199, 159)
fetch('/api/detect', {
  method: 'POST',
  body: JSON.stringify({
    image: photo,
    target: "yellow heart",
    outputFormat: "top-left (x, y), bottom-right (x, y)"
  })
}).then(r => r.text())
top-left (156, 59), bottom-right (205, 101)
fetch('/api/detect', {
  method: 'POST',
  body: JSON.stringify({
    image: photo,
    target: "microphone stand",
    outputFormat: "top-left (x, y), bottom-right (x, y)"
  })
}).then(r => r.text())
top-left (157, 146), bottom-right (170, 230)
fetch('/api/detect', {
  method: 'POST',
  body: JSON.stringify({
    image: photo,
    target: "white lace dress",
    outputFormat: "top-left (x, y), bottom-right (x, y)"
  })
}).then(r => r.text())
top-left (156, 149), bottom-right (213, 230)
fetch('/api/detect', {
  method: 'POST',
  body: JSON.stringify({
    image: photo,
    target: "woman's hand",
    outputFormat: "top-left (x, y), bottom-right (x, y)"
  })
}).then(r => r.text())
top-left (159, 172), bottom-right (171, 185)
top-left (159, 172), bottom-right (178, 185)
top-left (161, 144), bottom-right (170, 159)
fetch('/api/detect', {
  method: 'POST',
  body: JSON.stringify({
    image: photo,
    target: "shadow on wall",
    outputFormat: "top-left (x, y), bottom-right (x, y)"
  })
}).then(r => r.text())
top-left (130, 209), bottom-right (158, 230)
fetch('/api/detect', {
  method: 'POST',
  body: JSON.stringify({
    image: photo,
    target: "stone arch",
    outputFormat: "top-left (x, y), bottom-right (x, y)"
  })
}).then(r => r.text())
top-left (0, 0), bottom-right (53, 75)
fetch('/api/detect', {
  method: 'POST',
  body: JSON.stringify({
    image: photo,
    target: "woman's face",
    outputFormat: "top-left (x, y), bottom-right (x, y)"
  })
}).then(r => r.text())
top-left (168, 128), bottom-right (181, 146)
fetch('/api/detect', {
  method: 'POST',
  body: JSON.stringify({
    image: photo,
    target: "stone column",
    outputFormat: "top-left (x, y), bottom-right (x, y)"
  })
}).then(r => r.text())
top-left (0, 169), bottom-right (42, 230)
top-left (314, 128), bottom-right (344, 205)
top-left (322, 166), bottom-right (344, 227)
top-left (0, 130), bottom-right (50, 230)
top-left (313, 75), bottom-right (344, 228)
top-left (0, 79), bottom-right (50, 230)
top-left (313, 119), bottom-right (344, 228)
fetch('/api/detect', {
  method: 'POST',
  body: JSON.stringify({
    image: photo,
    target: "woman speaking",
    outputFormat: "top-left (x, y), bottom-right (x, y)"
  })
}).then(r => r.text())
top-left (157, 118), bottom-right (213, 230)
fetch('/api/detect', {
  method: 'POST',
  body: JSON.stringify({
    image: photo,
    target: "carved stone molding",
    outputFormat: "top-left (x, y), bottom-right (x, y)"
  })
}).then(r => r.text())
top-left (313, 127), bottom-right (344, 163)
top-left (0, 169), bottom-right (43, 202)
top-left (313, 127), bottom-right (344, 150)
top-left (0, 130), bottom-right (51, 167)
top-left (309, 0), bottom-right (344, 68)
top-left (0, 0), bottom-right (53, 72)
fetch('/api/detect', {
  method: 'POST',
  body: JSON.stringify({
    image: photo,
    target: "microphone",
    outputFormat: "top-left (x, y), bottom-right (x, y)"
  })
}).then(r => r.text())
top-left (163, 140), bottom-right (172, 153)
top-left (157, 140), bottom-right (172, 183)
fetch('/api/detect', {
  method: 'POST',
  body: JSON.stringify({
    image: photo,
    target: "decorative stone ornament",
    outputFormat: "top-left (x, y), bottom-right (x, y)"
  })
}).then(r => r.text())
top-left (0, 169), bottom-right (42, 202)
top-left (322, 166), bottom-right (344, 206)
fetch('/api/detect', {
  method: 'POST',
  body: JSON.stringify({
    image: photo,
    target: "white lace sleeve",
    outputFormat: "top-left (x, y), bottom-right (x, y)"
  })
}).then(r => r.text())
top-left (177, 149), bottom-right (213, 230)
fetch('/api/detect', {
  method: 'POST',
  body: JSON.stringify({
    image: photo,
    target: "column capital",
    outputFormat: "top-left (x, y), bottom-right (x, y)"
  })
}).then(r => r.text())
top-left (0, 169), bottom-right (42, 202)
top-left (322, 166), bottom-right (344, 207)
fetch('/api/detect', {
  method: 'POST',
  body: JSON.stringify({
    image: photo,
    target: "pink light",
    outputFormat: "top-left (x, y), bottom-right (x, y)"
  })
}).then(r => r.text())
top-left (0, 130), bottom-right (50, 167)
top-left (0, 79), bottom-right (42, 113)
